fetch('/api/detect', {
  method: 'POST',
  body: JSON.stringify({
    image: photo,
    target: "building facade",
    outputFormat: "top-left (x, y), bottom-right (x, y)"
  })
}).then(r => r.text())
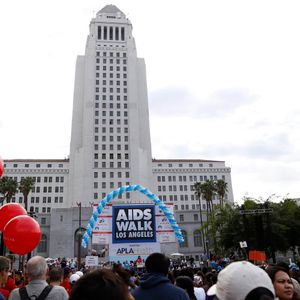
top-left (2, 5), bottom-right (233, 260)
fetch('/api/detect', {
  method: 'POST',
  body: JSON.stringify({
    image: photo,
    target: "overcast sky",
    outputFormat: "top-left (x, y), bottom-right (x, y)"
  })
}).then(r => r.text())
top-left (1, 0), bottom-right (299, 203)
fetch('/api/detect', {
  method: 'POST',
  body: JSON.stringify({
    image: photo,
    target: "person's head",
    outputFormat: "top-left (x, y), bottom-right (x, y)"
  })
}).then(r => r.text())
top-left (207, 261), bottom-right (275, 300)
top-left (69, 269), bottom-right (134, 300)
top-left (267, 266), bottom-right (294, 300)
top-left (145, 253), bottom-right (170, 275)
top-left (26, 256), bottom-right (48, 281)
top-left (63, 266), bottom-right (72, 279)
top-left (49, 267), bottom-right (63, 284)
top-left (175, 276), bottom-right (197, 300)
top-left (0, 256), bottom-right (10, 284)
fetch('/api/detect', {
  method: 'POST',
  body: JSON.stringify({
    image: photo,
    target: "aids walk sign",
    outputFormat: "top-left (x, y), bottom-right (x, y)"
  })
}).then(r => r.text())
top-left (112, 205), bottom-right (156, 244)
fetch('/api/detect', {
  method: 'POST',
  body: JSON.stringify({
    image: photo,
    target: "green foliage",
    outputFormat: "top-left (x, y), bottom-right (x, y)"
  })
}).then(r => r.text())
top-left (0, 176), bottom-right (18, 204)
top-left (19, 177), bottom-right (35, 211)
top-left (201, 196), bottom-right (300, 260)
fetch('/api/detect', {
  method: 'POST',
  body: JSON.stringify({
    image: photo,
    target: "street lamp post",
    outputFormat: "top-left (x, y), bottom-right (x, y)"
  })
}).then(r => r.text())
top-left (76, 202), bottom-right (82, 270)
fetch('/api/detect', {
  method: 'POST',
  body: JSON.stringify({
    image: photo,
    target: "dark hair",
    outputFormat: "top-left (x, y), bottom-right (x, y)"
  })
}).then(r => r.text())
top-left (175, 276), bottom-right (197, 300)
top-left (245, 287), bottom-right (275, 300)
top-left (267, 266), bottom-right (290, 283)
top-left (145, 253), bottom-right (170, 275)
top-left (69, 269), bottom-right (129, 300)
top-left (49, 267), bottom-right (63, 283)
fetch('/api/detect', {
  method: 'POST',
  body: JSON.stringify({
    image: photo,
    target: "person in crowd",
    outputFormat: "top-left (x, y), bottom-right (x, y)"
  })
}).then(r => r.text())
top-left (60, 267), bottom-right (72, 295)
top-left (49, 267), bottom-right (63, 286)
top-left (131, 253), bottom-right (189, 300)
top-left (267, 266), bottom-right (294, 300)
top-left (0, 256), bottom-right (14, 299)
top-left (69, 268), bottom-right (134, 300)
top-left (207, 261), bottom-right (275, 300)
top-left (174, 268), bottom-right (206, 300)
top-left (8, 256), bottom-right (68, 300)
top-left (14, 271), bottom-right (24, 287)
top-left (175, 276), bottom-right (197, 300)
top-left (112, 263), bottom-right (136, 291)
top-left (276, 262), bottom-right (300, 299)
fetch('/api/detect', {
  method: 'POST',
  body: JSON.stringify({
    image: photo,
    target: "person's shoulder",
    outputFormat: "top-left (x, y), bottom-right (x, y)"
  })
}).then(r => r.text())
top-left (50, 286), bottom-right (69, 299)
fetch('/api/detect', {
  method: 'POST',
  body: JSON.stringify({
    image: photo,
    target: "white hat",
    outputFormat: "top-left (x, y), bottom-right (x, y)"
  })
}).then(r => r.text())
top-left (75, 271), bottom-right (83, 277)
top-left (70, 273), bottom-right (80, 284)
top-left (207, 261), bottom-right (275, 300)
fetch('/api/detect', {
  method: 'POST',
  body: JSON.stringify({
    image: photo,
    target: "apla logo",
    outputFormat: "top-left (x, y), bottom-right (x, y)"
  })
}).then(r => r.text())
top-left (117, 247), bottom-right (135, 254)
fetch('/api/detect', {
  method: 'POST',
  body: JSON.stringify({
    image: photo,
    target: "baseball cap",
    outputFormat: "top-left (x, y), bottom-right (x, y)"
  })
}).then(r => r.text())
top-left (207, 261), bottom-right (275, 300)
top-left (70, 273), bottom-right (80, 284)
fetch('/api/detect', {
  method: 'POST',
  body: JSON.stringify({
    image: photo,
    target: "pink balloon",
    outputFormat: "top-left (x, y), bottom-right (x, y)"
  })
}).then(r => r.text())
top-left (0, 157), bottom-right (3, 177)
top-left (0, 203), bottom-right (27, 232)
top-left (3, 215), bottom-right (41, 255)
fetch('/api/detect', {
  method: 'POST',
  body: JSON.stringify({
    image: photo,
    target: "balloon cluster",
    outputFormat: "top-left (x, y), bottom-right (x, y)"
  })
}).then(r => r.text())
top-left (81, 184), bottom-right (184, 248)
top-left (0, 203), bottom-right (41, 255)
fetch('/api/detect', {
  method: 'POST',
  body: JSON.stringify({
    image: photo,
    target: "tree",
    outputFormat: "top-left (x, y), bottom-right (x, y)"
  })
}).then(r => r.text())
top-left (215, 179), bottom-right (228, 208)
top-left (19, 177), bottom-right (35, 212)
top-left (193, 182), bottom-right (206, 253)
top-left (198, 180), bottom-right (216, 216)
top-left (0, 176), bottom-right (18, 205)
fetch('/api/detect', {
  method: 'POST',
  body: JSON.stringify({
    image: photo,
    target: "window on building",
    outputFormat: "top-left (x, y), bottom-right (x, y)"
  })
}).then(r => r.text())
top-left (194, 230), bottom-right (203, 247)
top-left (180, 230), bottom-right (188, 248)
top-left (37, 234), bottom-right (47, 253)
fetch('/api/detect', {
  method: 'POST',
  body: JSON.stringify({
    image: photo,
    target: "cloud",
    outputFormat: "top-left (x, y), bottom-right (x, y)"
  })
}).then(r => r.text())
top-left (149, 86), bottom-right (257, 118)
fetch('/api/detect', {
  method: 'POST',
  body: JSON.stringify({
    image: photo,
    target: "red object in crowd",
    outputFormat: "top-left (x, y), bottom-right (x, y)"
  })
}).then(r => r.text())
top-left (0, 203), bottom-right (27, 232)
top-left (4, 277), bottom-right (17, 292)
top-left (3, 215), bottom-right (41, 255)
top-left (0, 288), bottom-right (9, 299)
top-left (61, 279), bottom-right (71, 295)
top-left (0, 157), bottom-right (4, 177)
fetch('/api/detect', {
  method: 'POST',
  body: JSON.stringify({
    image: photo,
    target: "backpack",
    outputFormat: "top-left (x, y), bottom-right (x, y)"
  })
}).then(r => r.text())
top-left (19, 285), bottom-right (53, 300)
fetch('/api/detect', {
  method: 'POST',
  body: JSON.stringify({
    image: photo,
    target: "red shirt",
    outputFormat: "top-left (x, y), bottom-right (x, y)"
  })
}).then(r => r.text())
top-left (4, 277), bottom-right (17, 292)
top-left (61, 279), bottom-right (71, 295)
top-left (0, 288), bottom-right (9, 299)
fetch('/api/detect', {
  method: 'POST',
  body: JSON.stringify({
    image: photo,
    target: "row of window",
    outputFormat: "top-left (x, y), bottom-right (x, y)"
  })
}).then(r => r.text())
top-left (96, 58), bottom-right (127, 65)
top-left (94, 118), bottom-right (128, 125)
top-left (95, 94), bottom-right (127, 101)
top-left (94, 144), bottom-right (129, 152)
top-left (97, 26), bottom-right (125, 41)
top-left (6, 163), bottom-right (65, 169)
top-left (157, 175), bottom-right (225, 182)
top-left (93, 161), bottom-right (130, 169)
top-left (157, 163), bottom-right (214, 168)
top-left (96, 87), bottom-right (127, 94)
top-left (94, 180), bottom-right (130, 189)
top-left (96, 65), bottom-right (127, 72)
top-left (95, 110), bottom-right (128, 117)
top-left (94, 135), bottom-right (129, 142)
top-left (30, 206), bottom-right (51, 214)
top-left (95, 127), bottom-right (128, 134)
top-left (96, 51), bottom-right (126, 58)
top-left (94, 171), bottom-right (130, 178)
top-left (96, 73), bottom-right (127, 79)
top-left (31, 186), bottom-right (64, 193)
top-left (159, 194), bottom-right (227, 204)
top-left (96, 102), bottom-right (127, 109)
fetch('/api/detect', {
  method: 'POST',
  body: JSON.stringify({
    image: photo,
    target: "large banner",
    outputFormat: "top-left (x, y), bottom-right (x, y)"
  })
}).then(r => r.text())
top-left (109, 242), bottom-right (161, 263)
top-left (112, 205), bottom-right (156, 243)
top-left (92, 204), bottom-right (112, 244)
top-left (92, 203), bottom-right (175, 244)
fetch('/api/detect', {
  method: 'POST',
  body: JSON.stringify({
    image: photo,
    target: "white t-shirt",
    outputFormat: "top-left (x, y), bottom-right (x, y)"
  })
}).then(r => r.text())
top-left (194, 287), bottom-right (206, 300)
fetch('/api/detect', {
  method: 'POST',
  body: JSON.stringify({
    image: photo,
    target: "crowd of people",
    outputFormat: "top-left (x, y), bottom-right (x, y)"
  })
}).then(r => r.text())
top-left (0, 253), bottom-right (300, 300)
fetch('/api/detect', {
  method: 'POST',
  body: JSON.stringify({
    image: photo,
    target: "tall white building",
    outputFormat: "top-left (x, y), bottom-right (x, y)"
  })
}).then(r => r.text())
top-left (2, 5), bottom-right (233, 259)
top-left (68, 5), bottom-right (154, 207)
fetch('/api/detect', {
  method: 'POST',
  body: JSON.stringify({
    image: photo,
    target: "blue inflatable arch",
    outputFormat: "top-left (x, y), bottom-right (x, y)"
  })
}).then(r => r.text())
top-left (81, 184), bottom-right (184, 248)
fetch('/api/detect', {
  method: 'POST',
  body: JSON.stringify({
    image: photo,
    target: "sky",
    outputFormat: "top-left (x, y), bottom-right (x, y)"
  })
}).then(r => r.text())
top-left (0, 0), bottom-right (300, 203)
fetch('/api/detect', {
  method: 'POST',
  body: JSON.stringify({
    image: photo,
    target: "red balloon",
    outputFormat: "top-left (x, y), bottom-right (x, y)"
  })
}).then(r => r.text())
top-left (0, 203), bottom-right (27, 232)
top-left (0, 157), bottom-right (3, 177)
top-left (3, 215), bottom-right (41, 255)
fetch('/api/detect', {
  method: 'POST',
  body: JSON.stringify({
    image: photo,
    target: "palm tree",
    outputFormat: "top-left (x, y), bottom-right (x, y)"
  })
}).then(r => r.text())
top-left (199, 180), bottom-right (216, 216)
top-left (194, 182), bottom-right (206, 253)
top-left (215, 179), bottom-right (228, 208)
top-left (19, 177), bottom-right (35, 212)
top-left (0, 176), bottom-right (18, 205)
